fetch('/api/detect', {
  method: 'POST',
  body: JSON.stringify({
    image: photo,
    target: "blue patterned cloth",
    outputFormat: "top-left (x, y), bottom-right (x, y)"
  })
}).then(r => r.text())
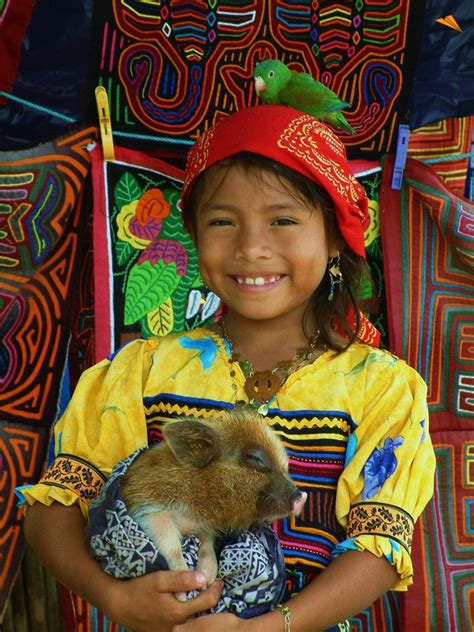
top-left (86, 448), bottom-right (287, 618)
top-left (362, 436), bottom-right (404, 500)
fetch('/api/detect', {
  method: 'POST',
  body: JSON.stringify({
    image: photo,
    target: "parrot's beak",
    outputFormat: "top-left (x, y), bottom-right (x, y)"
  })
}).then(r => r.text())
top-left (254, 76), bottom-right (266, 94)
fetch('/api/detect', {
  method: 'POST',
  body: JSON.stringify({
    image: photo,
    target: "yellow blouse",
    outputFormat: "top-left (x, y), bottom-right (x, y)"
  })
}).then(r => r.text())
top-left (19, 328), bottom-right (436, 591)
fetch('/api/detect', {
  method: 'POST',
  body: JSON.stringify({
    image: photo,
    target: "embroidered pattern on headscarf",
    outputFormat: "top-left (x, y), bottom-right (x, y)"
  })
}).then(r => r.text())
top-left (183, 123), bottom-right (217, 194)
top-left (277, 115), bottom-right (365, 217)
top-left (181, 105), bottom-right (369, 258)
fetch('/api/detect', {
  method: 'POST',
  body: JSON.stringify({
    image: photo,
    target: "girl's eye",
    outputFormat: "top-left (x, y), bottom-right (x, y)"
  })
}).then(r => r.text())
top-left (208, 219), bottom-right (233, 226)
top-left (272, 218), bottom-right (297, 226)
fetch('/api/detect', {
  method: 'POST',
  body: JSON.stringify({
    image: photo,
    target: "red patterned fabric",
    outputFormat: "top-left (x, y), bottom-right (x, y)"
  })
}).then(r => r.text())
top-left (380, 156), bottom-right (474, 630)
top-left (182, 105), bottom-right (369, 258)
top-left (0, 0), bottom-right (36, 102)
top-left (381, 156), bottom-right (473, 431)
top-left (406, 431), bottom-right (474, 631)
top-left (59, 587), bottom-right (121, 632)
top-left (408, 117), bottom-right (474, 197)
top-left (0, 126), bottom-right (97, 618)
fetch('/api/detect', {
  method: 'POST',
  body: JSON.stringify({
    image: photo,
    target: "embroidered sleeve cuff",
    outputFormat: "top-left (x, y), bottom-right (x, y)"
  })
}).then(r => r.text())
top-left (333, 502), bottom-right (415, 591)
top-left (347, 502), bottom-right (414, 553)
top-left (38, 454), bottom-right (107, 504)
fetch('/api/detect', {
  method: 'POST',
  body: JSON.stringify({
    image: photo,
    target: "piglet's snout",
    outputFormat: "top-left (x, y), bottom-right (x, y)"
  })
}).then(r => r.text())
top-left (258, 479), bottom-right (307, 519)
top-left (291, 489), bottom-right (307, 516)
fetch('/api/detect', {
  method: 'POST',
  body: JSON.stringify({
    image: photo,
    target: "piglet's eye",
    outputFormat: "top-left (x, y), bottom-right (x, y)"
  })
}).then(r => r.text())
top-left (243, 449), bottom-right (269, 471)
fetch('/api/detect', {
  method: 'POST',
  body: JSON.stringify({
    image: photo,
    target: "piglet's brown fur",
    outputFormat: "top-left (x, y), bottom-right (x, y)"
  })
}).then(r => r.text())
top-left (120, 407), bottom-right (305, 597)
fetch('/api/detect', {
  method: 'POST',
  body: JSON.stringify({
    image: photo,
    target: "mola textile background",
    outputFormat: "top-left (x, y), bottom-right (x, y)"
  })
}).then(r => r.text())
top-left (0, 126), bottom-right (97, 618)
top-left (381, 157), bottom-right (474, 631)
top-left (1, 0), bottom-right (473, 630)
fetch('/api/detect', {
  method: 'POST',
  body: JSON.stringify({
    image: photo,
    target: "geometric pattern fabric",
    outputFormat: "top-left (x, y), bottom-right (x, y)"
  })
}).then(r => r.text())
top-left (0, 126), bottom-right (97, 618)
top-left (86, 0), bottom-right (425, 160)
top-left (380, 156), bottom-right (474, 631)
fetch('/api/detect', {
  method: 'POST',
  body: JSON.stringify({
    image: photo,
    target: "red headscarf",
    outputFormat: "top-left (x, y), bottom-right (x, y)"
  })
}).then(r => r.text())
top-left (181, 104), bottom-right (369, 258)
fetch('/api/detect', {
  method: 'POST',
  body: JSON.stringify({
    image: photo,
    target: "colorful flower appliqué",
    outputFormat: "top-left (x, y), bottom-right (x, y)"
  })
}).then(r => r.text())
top-left (362, 436), bottom-right (404, 500)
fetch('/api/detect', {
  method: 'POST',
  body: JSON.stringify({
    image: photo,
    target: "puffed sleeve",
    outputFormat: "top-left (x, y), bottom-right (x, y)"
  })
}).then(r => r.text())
top-left (17, 337), bottom-right (160, 519)
top-left (334, 356), bottom-right (436, 590)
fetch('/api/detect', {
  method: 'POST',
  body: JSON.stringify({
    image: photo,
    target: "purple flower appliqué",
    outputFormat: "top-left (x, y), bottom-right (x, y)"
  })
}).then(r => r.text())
top-left (362, 436), bottom-right (404, 500)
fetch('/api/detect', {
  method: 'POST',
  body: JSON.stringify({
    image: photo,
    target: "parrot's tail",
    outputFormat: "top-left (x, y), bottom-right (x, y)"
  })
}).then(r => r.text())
top-left (328, 111), bottom-right (356, 135)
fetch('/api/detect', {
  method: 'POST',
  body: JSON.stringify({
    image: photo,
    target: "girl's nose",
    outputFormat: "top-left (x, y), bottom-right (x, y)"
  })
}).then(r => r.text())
top-left (234, 226), bottom-right (272, 261)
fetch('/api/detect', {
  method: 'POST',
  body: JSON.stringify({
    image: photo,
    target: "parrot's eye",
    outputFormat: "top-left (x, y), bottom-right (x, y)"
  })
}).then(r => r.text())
top-left (268, 71), bottom-right (275, 78)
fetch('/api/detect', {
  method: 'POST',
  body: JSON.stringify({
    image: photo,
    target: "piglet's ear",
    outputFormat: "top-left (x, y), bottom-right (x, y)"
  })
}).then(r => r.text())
top-left (163, 421), bottom-right (221, 468)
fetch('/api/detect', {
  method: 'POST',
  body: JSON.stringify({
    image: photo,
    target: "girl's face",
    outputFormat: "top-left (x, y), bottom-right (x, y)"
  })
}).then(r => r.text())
top-left (193, 163), bottom-right (337, 329)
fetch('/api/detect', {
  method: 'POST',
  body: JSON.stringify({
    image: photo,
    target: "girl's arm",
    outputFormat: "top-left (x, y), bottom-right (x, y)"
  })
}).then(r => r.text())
top-left (175, 550), bottom-right (398, 632)
top-left (23, 502), bottom-right (223, 632)
top-left (280, 549), bottom-right (398, 631)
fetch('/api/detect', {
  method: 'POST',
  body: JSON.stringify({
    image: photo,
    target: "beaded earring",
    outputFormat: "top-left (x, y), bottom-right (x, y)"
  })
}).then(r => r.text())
top-left (328, 252), bottom-right (343, 301)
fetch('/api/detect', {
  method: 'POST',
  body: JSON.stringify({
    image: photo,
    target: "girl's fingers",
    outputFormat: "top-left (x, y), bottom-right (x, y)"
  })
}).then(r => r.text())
top-left (151, 570), bottom-right (210, 593)
top-left (111, 573), bottom-right (223, 630)
top-left (146, 571), bottom-right (223, 617)
top-left (179, 579), bottom-right (224, 617)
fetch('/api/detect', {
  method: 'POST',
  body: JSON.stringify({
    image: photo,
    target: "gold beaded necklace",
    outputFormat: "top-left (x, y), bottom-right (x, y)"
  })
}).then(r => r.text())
top-left (219, 319), bottom-right (322, 415)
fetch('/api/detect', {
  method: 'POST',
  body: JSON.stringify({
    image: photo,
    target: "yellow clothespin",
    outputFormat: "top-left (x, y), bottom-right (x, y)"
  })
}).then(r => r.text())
top-left (95, 86), bottom-right (115, 161)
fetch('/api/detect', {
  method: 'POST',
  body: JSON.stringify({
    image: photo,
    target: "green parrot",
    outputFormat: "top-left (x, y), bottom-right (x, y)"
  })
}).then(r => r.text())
top-left (253, 59), bottom-right (355, 134)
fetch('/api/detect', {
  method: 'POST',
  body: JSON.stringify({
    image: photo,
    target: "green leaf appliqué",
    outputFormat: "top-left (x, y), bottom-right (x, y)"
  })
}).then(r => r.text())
top-left (115, 173), bottom-right (142, 209)
top-left (124, 260), bottom-right (180, 324)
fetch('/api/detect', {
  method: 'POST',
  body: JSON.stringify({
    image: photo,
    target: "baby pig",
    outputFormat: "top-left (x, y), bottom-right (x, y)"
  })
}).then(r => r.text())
top-left (121, 407), bottom-right (306, 598)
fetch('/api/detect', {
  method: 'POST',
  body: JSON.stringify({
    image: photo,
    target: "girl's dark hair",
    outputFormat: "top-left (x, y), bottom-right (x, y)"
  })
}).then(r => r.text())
top-left (184, 152), bottom-right (371, 352)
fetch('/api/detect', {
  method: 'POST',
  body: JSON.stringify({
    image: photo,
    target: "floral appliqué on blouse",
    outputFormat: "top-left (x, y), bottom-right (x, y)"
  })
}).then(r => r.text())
top-left (179, 334), bottom-right (230, 370)
top-left (362, 436), bottom-right (404, 500)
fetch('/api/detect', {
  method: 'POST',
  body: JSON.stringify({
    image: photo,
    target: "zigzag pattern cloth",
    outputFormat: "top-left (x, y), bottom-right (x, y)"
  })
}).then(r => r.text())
top-left (86, 0), bottom-right (424, 159)
top-left (407, 116), bottom-right (474, 197)
top-left (90, 144), bottom-right (222, 363)
top-left (380, 157), bottom-right (474, 630)
top-left (0, 126), bottom-right (97, 618)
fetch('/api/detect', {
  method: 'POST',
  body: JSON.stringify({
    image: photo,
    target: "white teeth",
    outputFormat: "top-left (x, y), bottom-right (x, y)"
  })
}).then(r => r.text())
top-left (236, 275), bottom-right (280, 286)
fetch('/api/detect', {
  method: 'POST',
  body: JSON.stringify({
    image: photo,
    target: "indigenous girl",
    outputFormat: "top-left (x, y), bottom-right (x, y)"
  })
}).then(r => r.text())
top-left (20, 105), bottom-right (436, 632)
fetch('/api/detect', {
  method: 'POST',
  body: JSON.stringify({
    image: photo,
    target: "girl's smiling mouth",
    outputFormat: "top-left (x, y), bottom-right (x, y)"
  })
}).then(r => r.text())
top-left (231, 274), bottom-right (284, 288)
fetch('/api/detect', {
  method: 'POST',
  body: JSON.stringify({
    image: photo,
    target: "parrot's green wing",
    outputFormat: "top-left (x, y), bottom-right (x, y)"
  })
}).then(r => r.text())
top-left (279, 72), bottom-right (349, 114)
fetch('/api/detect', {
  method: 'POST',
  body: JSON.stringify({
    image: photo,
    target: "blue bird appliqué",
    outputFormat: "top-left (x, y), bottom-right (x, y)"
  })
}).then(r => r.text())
top-left (179, 335), bottom-right (224, 370)
top-left (362, 436), bottom-right (404, 500)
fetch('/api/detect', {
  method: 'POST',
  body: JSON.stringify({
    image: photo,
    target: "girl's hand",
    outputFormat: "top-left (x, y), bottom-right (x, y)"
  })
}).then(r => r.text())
top-left (174, 612), bottom-right (245, 632)
top-left (107, 571), bottom-right (223, 632)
